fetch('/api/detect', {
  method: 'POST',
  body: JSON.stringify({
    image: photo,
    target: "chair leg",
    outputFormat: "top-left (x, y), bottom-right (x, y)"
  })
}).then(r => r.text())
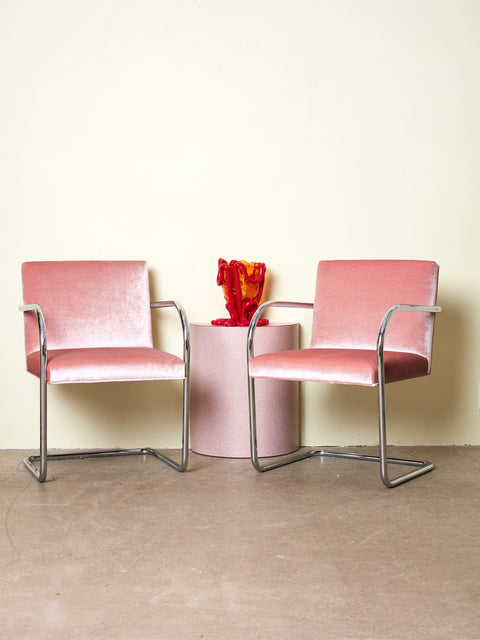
top-left (23, 378), bottom-right (190, 482)
top-left (248, 376), bottom-right (434, 487)
top-left (23, 373), bottom-right (49, 482)
top-left (248, 376), bottom-right (319, 472)
top-left (376, 374), bottom-right (433, 488)
top-left (148, 375), bottom-right (190, 472)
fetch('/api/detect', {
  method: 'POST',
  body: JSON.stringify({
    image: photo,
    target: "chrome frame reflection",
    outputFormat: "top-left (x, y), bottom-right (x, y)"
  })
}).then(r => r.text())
top-left (247, 300), bottom-right (441, 488)
top-left (19, 300), bottom-right (190, 482)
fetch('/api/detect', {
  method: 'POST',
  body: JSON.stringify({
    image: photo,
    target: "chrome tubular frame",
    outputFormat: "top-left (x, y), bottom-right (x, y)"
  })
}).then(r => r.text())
top-left (376, 303), bottom-right (441, 487)
top-left (150, 301), bottom-right (190, 472)
top-left (19, 300), bottom-right (190, 482)
top-left (247, 300), bottom-right (442, 488)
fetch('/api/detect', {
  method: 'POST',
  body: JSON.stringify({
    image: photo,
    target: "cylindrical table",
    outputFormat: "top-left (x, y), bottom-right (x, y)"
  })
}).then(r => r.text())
top-left (190, 323), bottom-right (299, 458)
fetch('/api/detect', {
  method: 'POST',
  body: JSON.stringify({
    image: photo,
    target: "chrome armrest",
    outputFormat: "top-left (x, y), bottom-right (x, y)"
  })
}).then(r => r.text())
top-left (19, 303), bottom-right (45, 317)
top-left (376, 304), bottom-right (442, 358)
top-left (376, 303), bottom-right (442, 385)
top-left (247, 300), bottom-right (313, 361)
top-left (150, 300), bottom-right (190, 367)
top-left (19, 303), bottom-right (48, 380)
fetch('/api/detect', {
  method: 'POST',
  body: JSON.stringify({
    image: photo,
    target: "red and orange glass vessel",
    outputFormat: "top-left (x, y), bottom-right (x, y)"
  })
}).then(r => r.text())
top-left (212, 258), bottom-right (268, 326)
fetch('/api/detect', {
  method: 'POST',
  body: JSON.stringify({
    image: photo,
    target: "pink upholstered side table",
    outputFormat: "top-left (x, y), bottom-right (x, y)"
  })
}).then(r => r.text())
top-left (190, 323), bottom-right (299, 458)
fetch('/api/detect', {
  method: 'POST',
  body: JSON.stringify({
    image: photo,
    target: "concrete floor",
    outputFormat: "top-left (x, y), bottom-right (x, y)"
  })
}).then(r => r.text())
top-left (1, 446), bottom-right (479, 639)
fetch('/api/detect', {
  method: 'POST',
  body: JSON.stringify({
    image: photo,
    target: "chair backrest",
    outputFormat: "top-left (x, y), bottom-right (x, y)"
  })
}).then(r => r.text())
top-left (22, 261), bottom-right (154, 356)
top-left (311, 260), bottom-right (439, 369)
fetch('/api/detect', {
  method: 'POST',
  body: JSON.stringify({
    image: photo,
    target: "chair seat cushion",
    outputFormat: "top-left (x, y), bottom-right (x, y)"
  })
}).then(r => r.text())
top-left (249, 348), bottom-right (429, 386)
top-left (27, 347), bottom-right (186, 384)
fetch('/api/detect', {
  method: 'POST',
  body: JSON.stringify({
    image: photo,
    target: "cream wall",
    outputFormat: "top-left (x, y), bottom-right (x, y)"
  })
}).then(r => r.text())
top-left (2, 1), bottom-right (479, 450)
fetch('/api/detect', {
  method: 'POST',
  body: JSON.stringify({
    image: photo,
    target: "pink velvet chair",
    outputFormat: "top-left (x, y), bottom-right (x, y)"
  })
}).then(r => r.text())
top-left (20, 261), bottom-right (190, 482)
top-left (247, 260), bottom-right (441, 487)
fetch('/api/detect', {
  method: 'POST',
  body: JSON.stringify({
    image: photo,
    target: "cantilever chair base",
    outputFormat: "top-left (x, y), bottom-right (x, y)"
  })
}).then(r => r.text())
top-left (23, 446), bottom-right (187, 482)
top-left (249, 446), bottom-right (434, 489)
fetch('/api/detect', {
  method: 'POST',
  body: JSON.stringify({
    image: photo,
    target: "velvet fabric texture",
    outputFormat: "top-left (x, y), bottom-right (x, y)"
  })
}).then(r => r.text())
top-left (22, 261), bottom-right (185, 384)
top-left (26, 348), bottom-right (185, 384)
top-left (249, 260), bottom-right (439, 387)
